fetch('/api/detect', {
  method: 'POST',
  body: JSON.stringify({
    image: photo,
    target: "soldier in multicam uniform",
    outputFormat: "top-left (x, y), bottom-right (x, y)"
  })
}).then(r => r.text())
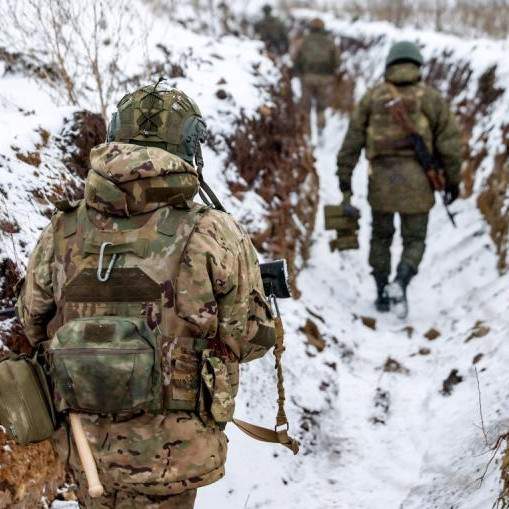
top-left (16, 83), bottom-right (276, 508)
top-left (293, 17), bottom-right (340, 135)
top-left (336, 41), bottom-right (461, 317)
top-left (254, 4), bottom-right (289, 56)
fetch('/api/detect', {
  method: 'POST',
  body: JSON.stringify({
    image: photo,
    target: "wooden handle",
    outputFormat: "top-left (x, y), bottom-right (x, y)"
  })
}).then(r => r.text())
top-left (69, 412), bottom-right (104, 498)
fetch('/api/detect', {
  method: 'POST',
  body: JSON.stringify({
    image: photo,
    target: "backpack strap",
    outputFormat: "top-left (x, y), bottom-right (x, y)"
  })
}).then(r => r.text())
top-left (233, 315), bottom-right (300, 455)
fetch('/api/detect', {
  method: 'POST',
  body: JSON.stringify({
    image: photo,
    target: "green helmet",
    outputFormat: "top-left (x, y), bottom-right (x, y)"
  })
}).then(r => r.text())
top-left (386, 41), bottom-right (424, 68)
top-left (262, 4), bottom-right (272, 15)
top-left (107, 80), bottom-right (207, 168)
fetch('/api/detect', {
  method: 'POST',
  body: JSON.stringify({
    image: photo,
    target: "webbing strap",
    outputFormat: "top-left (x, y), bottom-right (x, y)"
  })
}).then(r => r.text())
top-left (233, 317), bottom-right (299, 455)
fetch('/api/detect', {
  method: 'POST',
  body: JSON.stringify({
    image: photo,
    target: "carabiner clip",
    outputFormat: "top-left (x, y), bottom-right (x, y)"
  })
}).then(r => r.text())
top-left (97, 242), bottom-right (118, 282)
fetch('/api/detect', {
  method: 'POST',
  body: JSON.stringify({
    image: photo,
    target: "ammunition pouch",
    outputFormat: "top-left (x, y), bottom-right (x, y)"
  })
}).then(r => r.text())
top-left (49, 316), bottom-right (162, 415)
top-left (166, 337), bottom-right (207, 412)
top-left (199, 350), bottom-right (238, 428)
top-left (0, 352), bottom-right (57, 445)
top-left (324, 204), bottom-right (360, 252)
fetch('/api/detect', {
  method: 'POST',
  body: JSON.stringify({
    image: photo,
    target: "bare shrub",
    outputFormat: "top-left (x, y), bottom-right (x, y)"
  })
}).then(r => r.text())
top-left (0, 0), bottom-right (141, 118)
top-left (278, 0), bottom-right (509, 38)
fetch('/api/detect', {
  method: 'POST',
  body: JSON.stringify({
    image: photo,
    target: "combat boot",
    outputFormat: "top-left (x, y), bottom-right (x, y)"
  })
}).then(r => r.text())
top-left (386, 262), bottom-right (416, 319)
top-left (374, 274), bottom-right (390, 312)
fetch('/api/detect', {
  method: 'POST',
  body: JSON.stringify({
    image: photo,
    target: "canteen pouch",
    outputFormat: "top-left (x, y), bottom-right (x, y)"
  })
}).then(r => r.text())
top-left (0, 353), bottom-right (56, 445)
top-left (49, 316), bottom-right (162, 414)
top-left (200, 350), bottom-right (235, 427)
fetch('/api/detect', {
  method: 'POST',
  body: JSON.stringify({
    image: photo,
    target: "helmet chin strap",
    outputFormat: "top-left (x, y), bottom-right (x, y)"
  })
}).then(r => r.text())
top-left (195, 144), bottom-right (227, 213)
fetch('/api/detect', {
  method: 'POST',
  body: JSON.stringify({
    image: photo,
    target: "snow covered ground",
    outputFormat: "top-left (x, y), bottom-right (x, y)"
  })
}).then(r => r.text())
top-left (0, 3), bottom-right (508, 508)
top-left (197, 108), bottom-right (509, 508)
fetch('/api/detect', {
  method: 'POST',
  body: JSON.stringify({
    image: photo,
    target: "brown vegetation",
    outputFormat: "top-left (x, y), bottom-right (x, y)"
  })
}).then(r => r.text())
top-left (423, 58), bottom-right (509, 272)
top-left (59, 111), bottom-right (107, 180)
top-left (224, 70), bottom-right (319, 295)
top-left (282, 0), bottom-right (509, 39)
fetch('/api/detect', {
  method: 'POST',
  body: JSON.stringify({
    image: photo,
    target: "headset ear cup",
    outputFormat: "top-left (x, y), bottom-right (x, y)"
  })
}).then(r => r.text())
top-left (106, 112), bottom-right (118, 142)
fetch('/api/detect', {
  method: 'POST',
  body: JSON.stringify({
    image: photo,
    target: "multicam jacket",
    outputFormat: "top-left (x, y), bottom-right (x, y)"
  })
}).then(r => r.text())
top-left (336, 63), bottom-right (462, 214)
top-left (16, 142), bottom-right (276, 495)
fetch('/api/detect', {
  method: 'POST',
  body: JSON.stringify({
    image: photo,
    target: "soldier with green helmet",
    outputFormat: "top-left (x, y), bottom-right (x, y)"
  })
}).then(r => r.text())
top-left (293, 17), bottom-right (340, 134)
top-left (336, 41), bottom-right (461, 317)
top-left (254, 4), bottom-right (289, 56)
top-left (15, 81), bottom-right (276, 508)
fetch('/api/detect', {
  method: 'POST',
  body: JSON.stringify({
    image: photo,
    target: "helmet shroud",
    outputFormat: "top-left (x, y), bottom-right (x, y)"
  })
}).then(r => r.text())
top-left (107, 82), bottom-right (207, 168)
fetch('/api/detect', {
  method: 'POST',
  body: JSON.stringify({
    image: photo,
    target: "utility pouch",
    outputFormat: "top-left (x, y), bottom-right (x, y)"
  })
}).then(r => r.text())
top-left (0, 353), bottom-right (57, 445)
top-left (49, 316), bottom-right (162, 415)
top-left (200, 350), bottom-right (235, 427)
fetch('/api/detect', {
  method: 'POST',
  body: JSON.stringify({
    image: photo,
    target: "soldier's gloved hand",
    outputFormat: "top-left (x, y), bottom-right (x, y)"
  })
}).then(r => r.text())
top-left (340, 191), bottom-right (359, 217)
top-left (339, 179), bottom-right (351, 194)
top-left (444, 183), bottom-right (459, 205)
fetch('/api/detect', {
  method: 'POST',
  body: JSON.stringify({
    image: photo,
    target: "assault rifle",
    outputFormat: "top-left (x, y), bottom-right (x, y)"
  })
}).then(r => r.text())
top-left (386, 94), bottom-right (457, 227)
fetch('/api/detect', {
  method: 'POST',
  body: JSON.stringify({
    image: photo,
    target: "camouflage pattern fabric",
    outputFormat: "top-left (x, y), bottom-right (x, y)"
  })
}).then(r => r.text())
top-left (293, 30), bottom-right (340, 76)
top-left (301, 74), bottom-right (334, 130)
top-left (52, 411), bottom-right (227, 498)
top-left (73, 467), bottom-right (197, 508)
top-left (369, 211), bottom-right (429, 278)
top-left (254, 14), bottom-right (289, 55)
top-left (17, 142), bottom-right (276, 501)
top-left (337, 62), bottom-right (461, 214)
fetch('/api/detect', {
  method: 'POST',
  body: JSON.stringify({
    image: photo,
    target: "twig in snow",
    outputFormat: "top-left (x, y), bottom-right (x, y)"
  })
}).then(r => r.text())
top-left (476, 367), bottom-right (490, 448)
top-left (477, 432), bottom-right (509, 488)
top-left (244, 494), bottom-right (251, 509)
top-left (474, 368), bottom-right (509, 490)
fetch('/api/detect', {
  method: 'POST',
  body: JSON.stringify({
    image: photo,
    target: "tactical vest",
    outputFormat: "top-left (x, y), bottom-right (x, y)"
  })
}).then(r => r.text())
top-left (299, 33), bottom-right (336, 75)
top-left (49, 201), bottom-right (215, 415)
top-left (366, 82), bottom-right (433, 160)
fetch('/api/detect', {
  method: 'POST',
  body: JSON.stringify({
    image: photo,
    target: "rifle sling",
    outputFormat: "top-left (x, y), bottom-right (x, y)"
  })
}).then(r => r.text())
top-left (386, 83), bottom-right (445, 191)
top-left (233, 317), bottom-right (299, 455)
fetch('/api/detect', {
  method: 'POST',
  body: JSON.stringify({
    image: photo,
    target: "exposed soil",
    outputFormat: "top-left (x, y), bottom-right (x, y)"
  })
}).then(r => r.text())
top-left (0, 430), bottom-right (65, 509)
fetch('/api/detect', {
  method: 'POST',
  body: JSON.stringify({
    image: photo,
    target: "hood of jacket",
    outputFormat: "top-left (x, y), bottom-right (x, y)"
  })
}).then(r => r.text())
top-left (385, 62), bottom-right (421, 86)
top-left (85, 143), bottom-right (200, 217)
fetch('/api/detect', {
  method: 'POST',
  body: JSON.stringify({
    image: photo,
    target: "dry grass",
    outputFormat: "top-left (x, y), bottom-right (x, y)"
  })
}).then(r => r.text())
top-left (279, 0), bottom-right (509, 39)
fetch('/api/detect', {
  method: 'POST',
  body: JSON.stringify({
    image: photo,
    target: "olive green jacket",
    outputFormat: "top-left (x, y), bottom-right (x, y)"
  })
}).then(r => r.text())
top-left (336, 63), bottom-right (461, 214)
top-left (293, 29), bottom-right (340, 76)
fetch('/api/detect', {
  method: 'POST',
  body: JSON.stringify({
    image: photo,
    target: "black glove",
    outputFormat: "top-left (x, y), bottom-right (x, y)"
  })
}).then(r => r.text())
top-left (444, 183), bottom-right (459, 205)
top-left (339, 179), bottom-right (351, 193)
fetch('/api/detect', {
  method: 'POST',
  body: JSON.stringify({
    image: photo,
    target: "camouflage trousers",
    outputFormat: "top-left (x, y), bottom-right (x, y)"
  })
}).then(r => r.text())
top-left (300, 73), bottom-right (333, 130)
top-left (369, 211), bottom-right (429, 279)
top-left (74, 470), bottom-right (197, 509)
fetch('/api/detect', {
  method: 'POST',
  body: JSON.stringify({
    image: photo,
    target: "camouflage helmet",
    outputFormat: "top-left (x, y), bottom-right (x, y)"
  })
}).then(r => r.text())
top-left (107, 80), bottom-right (207, 167)
top-left (308, 17), bottom-right (325, 31)
top-left (386, 41), bottom-right (424, 68)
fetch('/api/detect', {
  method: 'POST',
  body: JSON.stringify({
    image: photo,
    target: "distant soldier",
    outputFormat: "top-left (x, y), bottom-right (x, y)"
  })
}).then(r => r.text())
top-left (336, 41), bottom-right (461, 317)
top-left (293, 17), bottom-right (340, 134)
top-left (16, 83), bottom-right (276, 508)
top-left (254, 4), bottom-right (289, 56)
